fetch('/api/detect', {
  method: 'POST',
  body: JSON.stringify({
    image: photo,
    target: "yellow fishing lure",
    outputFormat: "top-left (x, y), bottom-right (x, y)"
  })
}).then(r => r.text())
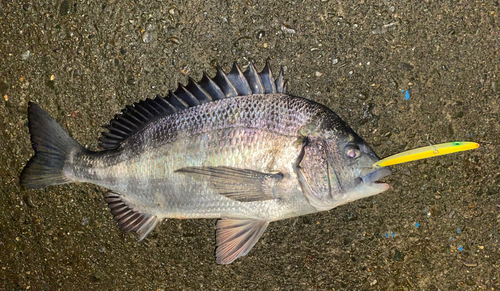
top-left (373, 141), bottom-right (479, 168)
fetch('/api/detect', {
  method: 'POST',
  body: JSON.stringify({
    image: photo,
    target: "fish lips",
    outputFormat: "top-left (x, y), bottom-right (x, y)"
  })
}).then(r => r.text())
top-left (360, 167), bottom-right (392, 191)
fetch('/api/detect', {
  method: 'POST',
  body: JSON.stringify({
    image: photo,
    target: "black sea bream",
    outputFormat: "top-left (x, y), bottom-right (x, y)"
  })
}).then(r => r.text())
top-left (21, 63), bottom-right (391, 264)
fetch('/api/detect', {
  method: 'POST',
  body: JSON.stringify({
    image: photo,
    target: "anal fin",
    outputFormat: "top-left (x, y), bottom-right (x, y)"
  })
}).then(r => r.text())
top-left (104, 192), bottom-right (160, 241)
top-left (216, 218), bottom-right (269, 264)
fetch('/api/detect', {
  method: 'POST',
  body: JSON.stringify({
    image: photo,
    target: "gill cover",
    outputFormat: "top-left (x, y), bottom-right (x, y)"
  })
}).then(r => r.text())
top-left (296, 138), bottom-right (340, 211)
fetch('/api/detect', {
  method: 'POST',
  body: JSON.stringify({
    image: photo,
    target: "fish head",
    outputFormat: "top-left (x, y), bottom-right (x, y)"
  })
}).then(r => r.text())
top-left (324, 131), bottom-right (392, 206)
top-left (298, 112), bottom-right (391, 210)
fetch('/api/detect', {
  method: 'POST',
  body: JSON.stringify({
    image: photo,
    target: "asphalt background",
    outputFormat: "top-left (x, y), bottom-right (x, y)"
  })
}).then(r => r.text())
top-left (1, 1), bottom-right (499, 290)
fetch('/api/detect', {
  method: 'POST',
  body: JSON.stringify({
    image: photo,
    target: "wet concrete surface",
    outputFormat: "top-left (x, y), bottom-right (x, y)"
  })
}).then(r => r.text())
top-left (1, 1), bottom-right (499, 290)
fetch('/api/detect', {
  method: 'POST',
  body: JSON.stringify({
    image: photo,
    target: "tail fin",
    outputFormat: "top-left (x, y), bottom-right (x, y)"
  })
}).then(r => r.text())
top-left (20, 102), bottom-right (84, 188)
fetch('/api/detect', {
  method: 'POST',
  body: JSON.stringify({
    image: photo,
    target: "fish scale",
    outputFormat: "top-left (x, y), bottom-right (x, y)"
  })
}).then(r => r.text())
top-left (20, 62), bottom-right (391, 264)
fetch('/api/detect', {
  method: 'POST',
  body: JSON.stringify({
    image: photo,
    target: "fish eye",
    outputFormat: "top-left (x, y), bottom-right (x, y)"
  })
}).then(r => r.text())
top-left (345, 144), bottom-right (361, 159)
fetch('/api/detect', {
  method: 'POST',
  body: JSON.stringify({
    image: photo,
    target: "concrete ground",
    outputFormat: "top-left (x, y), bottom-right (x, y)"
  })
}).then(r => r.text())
top-left (1, 1), bottom-right (498, 290)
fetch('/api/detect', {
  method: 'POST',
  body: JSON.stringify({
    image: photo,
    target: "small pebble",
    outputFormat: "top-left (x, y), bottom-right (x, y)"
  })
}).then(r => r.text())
top-left (167, 37), bottom-right (180, 44)
top-left (394, 249), bottom-right (404, 261)
top-left (332, 58), bottom-right (339, 65)
top-left (430, 207), bottom-right (441, 217)
top-left (81, 217), bottom-right (90, 226)
top-left (59, 0), bottom-right (70, 16)
top-left (281, 24), bottom-right (296, 34)
top-left (347, 212), bottom-right (358, 221)
top-left (23, 195), bottom-right (35, 208)
top-left (180, 65), bottom-right (190, 75)
top-left (142, 32), bottom-right (153, 43)
top-left (398, 62), bottom-right (414, 71)
top-left (315, 72), bottom-right (323, 77)
top-left (372, 26), bottom-right (387, 35)
top-left (127, 78), bottom-right (137, 86)
top-left (465, 277), bottom-right (475, 286)
top-left (21, 50), bottom-right (31, 60)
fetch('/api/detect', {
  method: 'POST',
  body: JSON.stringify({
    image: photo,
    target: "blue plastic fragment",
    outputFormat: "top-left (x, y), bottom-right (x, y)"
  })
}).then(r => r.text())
top-left (384, 232), bottom-right (396, 238)
top-left (404, 90), bottom-right (410, 100)
top-left (458, 246), bottom-right (464, 251)
top-left (449, 237), bottom-right (455, 241)
top-left (415, 223), bottom-right (420, 228)
top-left (457, 228), bottom-right (461, 234)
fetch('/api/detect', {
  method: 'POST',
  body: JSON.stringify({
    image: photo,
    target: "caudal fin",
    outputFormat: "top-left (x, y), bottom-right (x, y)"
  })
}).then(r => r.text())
top-left (20, 102), bottom-right (84, 188)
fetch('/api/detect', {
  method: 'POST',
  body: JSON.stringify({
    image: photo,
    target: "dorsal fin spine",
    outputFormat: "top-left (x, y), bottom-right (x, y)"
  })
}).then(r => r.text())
top-left (108, 127), bottom-right (128, 136)
top-left (214, 65), bottom-right (238, 97)
top-left (110, 119), bottom-right (132, 131)
top-left (103, 132), bottom-right (124, 139)
top-left (124, 106), bottom-right (147, 122)
top-left (259, 62), bottom-right (277, 93)
top-left (227, 62), bottom-right (252, 95)
top-left (169, 91), bottom-right (189, 109)
top-left (243, 63), bottom-right (264, 94)
top-left (176, 85), bottom-right (201, 106)
top-left (108, 122), bottom-right (130, 134)
top-left (141, 102), bottom-right (160, 115)
top-left (275, 67), bottom-right (285, 93)
top-left (200, 72), bottom-right (225, 100)
top-left (116, 115), bottom-right (137, 128)
top-left (154, 96), bottom-right (178, 113)
top-left (187, 78), bottom-right (213, 103)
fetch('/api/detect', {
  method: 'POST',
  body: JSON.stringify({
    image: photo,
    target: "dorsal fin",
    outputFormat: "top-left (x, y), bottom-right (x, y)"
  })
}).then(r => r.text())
top-left (99, 62), bottom-right (287, 150)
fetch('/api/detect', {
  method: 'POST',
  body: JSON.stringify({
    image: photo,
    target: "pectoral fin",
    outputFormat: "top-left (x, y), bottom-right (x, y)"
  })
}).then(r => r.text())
top-left (216, 218), bottom-right (269, 264)
top-left (175, 166), bottom-right (283, 202)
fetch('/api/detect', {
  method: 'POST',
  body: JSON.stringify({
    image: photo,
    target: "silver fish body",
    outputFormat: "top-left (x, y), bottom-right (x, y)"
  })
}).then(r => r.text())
top-left (21, 63), bottom-right (391, 264)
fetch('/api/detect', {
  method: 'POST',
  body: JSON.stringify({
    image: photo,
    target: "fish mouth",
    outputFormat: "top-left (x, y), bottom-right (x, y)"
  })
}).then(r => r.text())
top-left (361, 167), bottom-right (392, 191)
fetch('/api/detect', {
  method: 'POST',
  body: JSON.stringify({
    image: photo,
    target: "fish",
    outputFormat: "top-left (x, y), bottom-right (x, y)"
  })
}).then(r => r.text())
top-left (20, 63), bottom-right (391, 264)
